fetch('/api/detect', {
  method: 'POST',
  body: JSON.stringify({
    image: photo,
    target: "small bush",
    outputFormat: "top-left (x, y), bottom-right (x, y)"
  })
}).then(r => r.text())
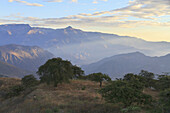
top-left (45, 107), bottom-right (59, 113)
top-left (53, 107), bottom-right (59, 112)
top-left (0, 80), bottom-right (3, 87)
top-left (6, 85), bottom-right (25, 98)
top-left (45, 109), bottom-right (53, 113)
top-left (81, 86), bottom-right (86, 90)
top-left (121, 106), bottom-right (141, 113)
top-left (22, 75), bottom-right (38, 88)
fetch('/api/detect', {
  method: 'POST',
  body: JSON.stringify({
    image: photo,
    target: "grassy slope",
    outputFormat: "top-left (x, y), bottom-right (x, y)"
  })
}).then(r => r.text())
top-left (0, 78), bottom-right (120, 113)
top-left (0, 78), bottom-right (160, 113)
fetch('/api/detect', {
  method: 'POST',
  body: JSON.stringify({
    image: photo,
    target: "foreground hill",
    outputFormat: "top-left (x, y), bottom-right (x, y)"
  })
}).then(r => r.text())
top-left (1, 24), bottom-right (170, 65)
top-left (0, 78), bottom-right (120, 113)
top-left (0, 44), bottom-right (54, 72)
top-left (82, 52), bottom-right (170, 78)
top-left (0, 78), bottom-right (160, 113)
top-left (0, 61), bottom-right (28, 77)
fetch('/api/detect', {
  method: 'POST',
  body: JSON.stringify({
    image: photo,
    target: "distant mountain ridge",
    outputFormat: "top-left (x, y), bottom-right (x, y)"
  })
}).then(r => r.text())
top-left (1, 24), bottom-right (170, 65)
top-left (82, 52), bottom-right (170, 79)
top-left (0, 60), bottom-right (28, 78)
top-left (0, 44), bottom-right (54, 72)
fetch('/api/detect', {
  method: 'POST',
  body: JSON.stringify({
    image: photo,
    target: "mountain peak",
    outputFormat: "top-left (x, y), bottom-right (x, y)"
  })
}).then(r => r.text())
top-left (130, 51), bottom-right (145, 56)
top-left (0, 24), bottom-right (31, 27)
top-left (0, 24), bottom-right (31, 31)
top-left (114, 52), bottom-right (146, 57)
top-left (66, 26), bottom-right (73, 29)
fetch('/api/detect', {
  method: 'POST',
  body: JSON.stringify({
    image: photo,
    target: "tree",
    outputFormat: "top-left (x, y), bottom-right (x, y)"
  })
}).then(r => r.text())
top-left (99, 80), bottom-right (152, 107)
top-left (87, 73), bottom-right (111, 87)
top-left (159, 89), bottom-right (170, 113)
top-left (156, 75), bottom-right (170, 90)
top-left (72, 65), bottom-right (84, 79)
top-left (37, 58), bottom-right (75, 87)
top-left (139, 70), bottom-right (155, 88)
top-left (123, 73), bottom-right (145, 90)
top-left (124, 73), bottom-right (145, 82)
top-left (21, 75), bottom-right (38, 88)
top-left (139, 70), bottom-right (154, 79)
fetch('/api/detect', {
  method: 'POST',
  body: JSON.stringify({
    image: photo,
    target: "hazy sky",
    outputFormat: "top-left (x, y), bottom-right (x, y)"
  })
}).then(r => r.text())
top-left (0, 0), bottom-right (170, 41)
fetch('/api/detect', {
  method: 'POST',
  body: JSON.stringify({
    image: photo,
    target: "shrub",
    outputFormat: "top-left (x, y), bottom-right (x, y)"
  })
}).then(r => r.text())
top-left (99, 80), bottom-right (152, 107)
top-left (6, 85), bottom-right (25, 98)
top-left (45, 107), bottom-right (59, 113)
top-left (159, 89), bottom-right (170, 113)
top-left (22, 75), bottom-right (38, 88)
top-left (86, 73), bottom-right (111, 87)
top-left (121, 106), bottom-right (141, 113)
top-left (156, 75), bottom-right (170, 90)
top-left (0, 80), bottom-right (3, 87)
top-left (81, 86), bottom-right (86, 90)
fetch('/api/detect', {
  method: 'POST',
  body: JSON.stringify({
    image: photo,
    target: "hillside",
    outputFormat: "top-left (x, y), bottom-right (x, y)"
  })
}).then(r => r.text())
top-left (1, 24), bottom-right (170, 65)
top-left (82, 52), bottom-right (170, 78)
top-left (0, 44), bottom-right (54, 72)
top-left (0, 77), bottom-right (161, 113)
top-left (0, 78), bottom-right (120, 113)
top-left (0, 61), bottom-right (29, 78)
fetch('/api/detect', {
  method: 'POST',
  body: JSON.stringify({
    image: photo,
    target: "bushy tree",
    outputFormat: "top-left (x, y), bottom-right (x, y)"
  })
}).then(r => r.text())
top-left (159, 89), bottom-right (170, 113)
top-left (139, 70), bottom-right (155, 88)
top-left (21, 75), bottom-right (38, 88)
top-left (6, 85), bottom-right (25, 98)
top-left (0, 80), bottom-right (3, 87)
top-left (86, 73), bottom-right (111, 87)
top-left (139, 70), bottom-right (154, 79)
top-left (72, 65), bottom-right (84, 79)
top-left (99, 80), bottom-right (152, 107)
top-left (124, 73), bottom-right (145, 82)
top-left (156, 75), bottom-right (170, 90)
top-left (123, 73), bottom-right (145, 90)
top-left (37, 58), bottom-right (81, 87)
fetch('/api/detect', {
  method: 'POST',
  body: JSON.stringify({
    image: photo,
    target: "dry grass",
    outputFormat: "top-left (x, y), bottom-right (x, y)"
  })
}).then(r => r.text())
top-left (143, 88), bottom-right (160, 100)
top-left (0, 77), bottom-right (21, 89)
top-left (0, 79), bottom-right (120, 113)
top-left (0, 78), bottom-right (160, 113)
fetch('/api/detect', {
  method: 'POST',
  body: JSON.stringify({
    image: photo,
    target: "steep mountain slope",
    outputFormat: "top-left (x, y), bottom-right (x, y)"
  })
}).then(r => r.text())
top-left (82, 52), bottom-right (170, 78)
top-left (1, 24), bottom-right (170, 65)
top-left (0, 44), bottom-right (54, 71)
top-left (0, 61), bottom-right (28, 77)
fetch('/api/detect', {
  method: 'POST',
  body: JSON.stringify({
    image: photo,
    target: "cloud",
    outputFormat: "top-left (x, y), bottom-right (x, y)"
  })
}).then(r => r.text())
top-left (71, 0), bottom-right (78, 2)
top-left (8, 0), bottom-right (43, 7)
top-left (44, 0), bottom-right (77, 3)
top-left (83, 0), bottom-right (170, 20)
top-left (44, 0), bottom-right (107, 3)
top-left (93, 0), bottom-right (108, 4)
top-left (44, 0), bottom-right (63, 2)
top-left (4, 0), bottom-right (170, 29)
top-left (2, 12), bottom-right (170, 29)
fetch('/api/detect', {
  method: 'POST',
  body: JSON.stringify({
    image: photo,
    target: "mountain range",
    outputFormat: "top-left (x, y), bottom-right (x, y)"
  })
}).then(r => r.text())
top-left (1, 24), bottom-right (170, 65)
top-left (0, 44), bottom-right (54, 77)
top-left (82, 52), bottom-right (170, 79)
top-left (0, 60), bottom-right (28, 78)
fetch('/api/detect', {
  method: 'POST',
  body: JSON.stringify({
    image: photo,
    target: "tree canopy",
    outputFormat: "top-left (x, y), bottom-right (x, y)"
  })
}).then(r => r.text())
top-left (99, 80), bottom-right (152, 107)
top-left (21, 74), bottom-right (38, 88)
top-left (86, 73), bottom-right (111, 87)
top-left (37, 58), bottom-right (84, 87)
